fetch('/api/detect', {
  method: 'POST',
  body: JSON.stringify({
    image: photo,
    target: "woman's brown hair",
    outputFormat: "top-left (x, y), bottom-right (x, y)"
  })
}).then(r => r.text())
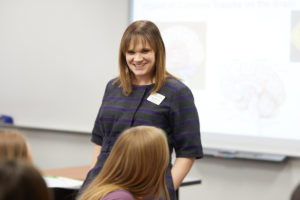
top-left (78, 126), bottom-right (170, 200)
top-left (115, 20), bottom-right (177, 96)
top-left (0, 159), bottom-right (53, 200)
top-left (0, 129), bottom-right (32, 162)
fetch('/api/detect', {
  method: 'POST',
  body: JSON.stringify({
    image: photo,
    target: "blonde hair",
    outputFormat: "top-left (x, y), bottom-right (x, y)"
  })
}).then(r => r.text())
top-left (0, 129), bottom-right (32, 162)
top-left (115, 20), bottom-right (177, 96)
top-left (78, 126), bottom-right (170, 200)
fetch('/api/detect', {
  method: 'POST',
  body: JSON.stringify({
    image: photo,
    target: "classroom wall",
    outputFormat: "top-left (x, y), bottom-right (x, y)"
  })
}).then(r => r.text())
top-left (4, 126), bottom-right (299, 200)
top-left (0, 0), bottom-right (126, 131)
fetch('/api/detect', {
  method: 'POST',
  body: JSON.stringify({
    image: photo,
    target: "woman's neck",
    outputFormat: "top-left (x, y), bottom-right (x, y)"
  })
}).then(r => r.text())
top-left (132, 76), bottom-right (155, 86)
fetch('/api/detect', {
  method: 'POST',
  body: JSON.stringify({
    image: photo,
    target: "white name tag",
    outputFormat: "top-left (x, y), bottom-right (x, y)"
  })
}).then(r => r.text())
top-left (147, 93), bottom-right (165, 105)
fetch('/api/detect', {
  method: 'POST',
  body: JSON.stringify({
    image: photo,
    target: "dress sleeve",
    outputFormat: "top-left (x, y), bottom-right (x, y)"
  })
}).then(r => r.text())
top-left (91, 108), bottom-right (104, 146)
top-left (169, 86), bottom-right (203, 159)
top-left (90, 81), bottom-right (111, 146)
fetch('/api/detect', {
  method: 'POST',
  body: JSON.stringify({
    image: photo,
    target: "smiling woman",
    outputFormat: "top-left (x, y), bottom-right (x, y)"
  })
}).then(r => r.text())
top-left (79, 20), bottom-right (203, 200)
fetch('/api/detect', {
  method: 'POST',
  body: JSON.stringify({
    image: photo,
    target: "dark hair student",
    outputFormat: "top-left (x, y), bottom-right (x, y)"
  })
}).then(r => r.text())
top-left (79, 20), bottom-right (203, 200)
top-left (291, 183), bottom-right (300, 200)
top-left (0, 159), bottom-right (53, 200)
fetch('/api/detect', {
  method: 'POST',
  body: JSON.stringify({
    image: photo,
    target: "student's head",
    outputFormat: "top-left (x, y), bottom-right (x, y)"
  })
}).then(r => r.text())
top-left (291, 183), bottom-right (300, 200)
top-left (0, 159), bottom-right (52, 200)
top-left (0, 129), bottom-right (32, 162)
top-left (118, 20), bottom-right (167, 95)
top-left (79, 126), bottom-right (170, 200)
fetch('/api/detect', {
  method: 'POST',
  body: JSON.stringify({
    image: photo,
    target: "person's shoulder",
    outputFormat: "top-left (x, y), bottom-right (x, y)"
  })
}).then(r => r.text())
top-left (164, 77), bottom-right (191, 92)
top-left (107, 77), bottom-right (119, 85)
top-left (101, 190), bottom-right (134, 200)
top-left (106, 78), bottom-right (120, 89)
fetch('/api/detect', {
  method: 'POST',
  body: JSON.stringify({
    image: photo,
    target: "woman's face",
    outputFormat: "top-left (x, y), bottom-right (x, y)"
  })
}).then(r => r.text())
top-left (125, 37), bottom-right (155, 85)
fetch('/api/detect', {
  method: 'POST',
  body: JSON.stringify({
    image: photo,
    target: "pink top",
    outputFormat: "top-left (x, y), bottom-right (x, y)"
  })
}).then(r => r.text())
top-left (101, 190), bottom-right (135, 200)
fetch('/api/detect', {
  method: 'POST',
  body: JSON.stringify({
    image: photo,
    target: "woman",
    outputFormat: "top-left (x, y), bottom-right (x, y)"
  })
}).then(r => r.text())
top-left (81, 20), bottom-right (203, 200)
top-left (0, 159), bottom-right (53, 200)
top-left (0, 129), bottom-right (33, 162)
top-left (78, 126), bottom-right (170, 200)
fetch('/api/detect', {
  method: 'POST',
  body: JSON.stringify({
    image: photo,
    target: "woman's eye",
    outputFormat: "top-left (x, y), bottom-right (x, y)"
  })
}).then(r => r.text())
top-left (142, 49), bottom-right (150, 53)
top-left (127, 50), bottom-right (135, 54)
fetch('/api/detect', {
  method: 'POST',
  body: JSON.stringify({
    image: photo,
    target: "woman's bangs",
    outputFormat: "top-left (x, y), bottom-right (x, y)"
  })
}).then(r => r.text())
top-left (125, 34), bottom-right (154, 52)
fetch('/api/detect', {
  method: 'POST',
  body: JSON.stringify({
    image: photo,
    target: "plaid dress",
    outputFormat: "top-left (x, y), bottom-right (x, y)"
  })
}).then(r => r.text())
top-left (80, 77), bottom-right (203, 200)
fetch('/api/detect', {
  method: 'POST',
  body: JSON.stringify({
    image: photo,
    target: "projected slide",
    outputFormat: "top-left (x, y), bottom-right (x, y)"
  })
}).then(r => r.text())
top-left (132, 0), bottom-right (300, 140)
top-left (160, 22), bottom-right (206, 89)
top-left (291, 10), bottom-right (300, 61)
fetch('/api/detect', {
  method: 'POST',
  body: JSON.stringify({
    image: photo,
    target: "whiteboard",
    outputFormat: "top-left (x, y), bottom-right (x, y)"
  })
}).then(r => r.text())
top-left (131, 0), bottom-right (300, 157)
top-left (0, 0), bottom-right (129, 132)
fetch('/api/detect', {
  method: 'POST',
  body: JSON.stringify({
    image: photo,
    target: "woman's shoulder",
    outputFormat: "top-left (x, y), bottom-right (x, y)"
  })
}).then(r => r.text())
top-left (101, 190), bottom-right (134, 200)
top-left (164, 77), bottom-right (191, 92)
top-left (107, 77), bottom-right (120, 85)
top-left (106, 78), bottom-right (121, 89)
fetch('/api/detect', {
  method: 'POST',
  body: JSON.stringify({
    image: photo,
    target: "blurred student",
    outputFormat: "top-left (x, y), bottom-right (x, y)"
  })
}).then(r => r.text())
top-left (78, 126), bottom-right (170, 200)
top-left (0, 129), bottom-right (32, 162)
top-left (0, 159), bottom-right (53, 200)
top-left (291, 183), bottom-right (300, 200)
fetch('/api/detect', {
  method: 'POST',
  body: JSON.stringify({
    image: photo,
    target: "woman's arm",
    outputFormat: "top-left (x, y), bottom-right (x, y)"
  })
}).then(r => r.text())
top-left (90, 145), bottom-right (102, 169)
top-left (171, 157), bottom-right (195, 190)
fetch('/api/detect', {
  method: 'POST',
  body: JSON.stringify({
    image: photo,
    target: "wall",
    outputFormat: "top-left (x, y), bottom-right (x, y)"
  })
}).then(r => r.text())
top-left (0, 0), bottom-right (127, 132)
top-left (4, 126), bottom-right (299, 200)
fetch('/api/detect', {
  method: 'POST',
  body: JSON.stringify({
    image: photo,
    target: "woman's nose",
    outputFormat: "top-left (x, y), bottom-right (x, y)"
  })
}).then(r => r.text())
top-left (133, 53), bottom-right (143, 62)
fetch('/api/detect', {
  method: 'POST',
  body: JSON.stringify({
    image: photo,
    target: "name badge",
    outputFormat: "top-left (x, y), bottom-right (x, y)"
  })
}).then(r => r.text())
top-left (147, 93), bottom-right (165, 105)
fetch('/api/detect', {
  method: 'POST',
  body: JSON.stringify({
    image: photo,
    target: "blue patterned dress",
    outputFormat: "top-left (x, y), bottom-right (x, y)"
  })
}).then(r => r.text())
top-left (80, 77), bottom-right (203, 200)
